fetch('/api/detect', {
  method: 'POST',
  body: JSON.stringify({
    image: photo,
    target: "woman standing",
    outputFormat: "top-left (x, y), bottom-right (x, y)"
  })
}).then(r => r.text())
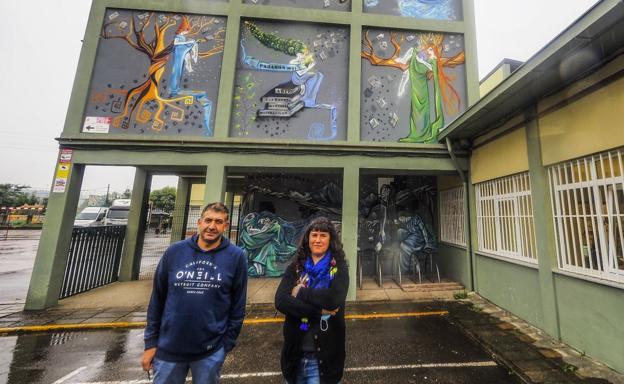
top-left (275, 217), bottom-right (349, 384)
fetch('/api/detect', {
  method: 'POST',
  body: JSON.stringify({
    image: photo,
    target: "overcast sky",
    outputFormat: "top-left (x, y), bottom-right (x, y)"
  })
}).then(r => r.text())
top-left (0, 0), bottom-right (598, 194)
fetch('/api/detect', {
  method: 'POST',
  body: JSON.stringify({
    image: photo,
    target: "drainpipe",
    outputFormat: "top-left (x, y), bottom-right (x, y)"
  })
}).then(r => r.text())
top-left (445, 137), bottom-right (475, 291)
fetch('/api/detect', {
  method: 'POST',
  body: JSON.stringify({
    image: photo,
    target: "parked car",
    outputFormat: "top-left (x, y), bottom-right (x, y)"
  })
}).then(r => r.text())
top-left (74, 207), bottom-right (108, 227)
top-left (104, 199), bottom-right (131, 226)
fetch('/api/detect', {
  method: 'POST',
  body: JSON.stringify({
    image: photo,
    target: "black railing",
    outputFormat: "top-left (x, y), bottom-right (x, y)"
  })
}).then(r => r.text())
top-left (60, 225), bottom-right (126, 299)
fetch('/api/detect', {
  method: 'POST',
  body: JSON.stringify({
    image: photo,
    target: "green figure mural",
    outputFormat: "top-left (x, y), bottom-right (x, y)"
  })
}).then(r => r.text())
top-left (239, 212), bottom-right (299, 277)
top-left (362, 32), bottom-right (464, 143)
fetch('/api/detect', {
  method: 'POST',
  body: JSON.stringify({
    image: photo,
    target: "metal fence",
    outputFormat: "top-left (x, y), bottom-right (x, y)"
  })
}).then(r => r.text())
top-left (138, 204), bottom-right (195, 279)
top-left (60, 225), bottom-right (126, 299)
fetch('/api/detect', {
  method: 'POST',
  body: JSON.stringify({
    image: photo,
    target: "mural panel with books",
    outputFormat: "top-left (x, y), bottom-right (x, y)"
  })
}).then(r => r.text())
top-left (230, 20), bottom-right (349, 141)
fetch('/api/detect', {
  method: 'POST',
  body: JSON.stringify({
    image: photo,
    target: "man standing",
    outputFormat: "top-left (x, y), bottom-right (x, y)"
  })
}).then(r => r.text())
top-left (142, 202), bottom-right (248, 383)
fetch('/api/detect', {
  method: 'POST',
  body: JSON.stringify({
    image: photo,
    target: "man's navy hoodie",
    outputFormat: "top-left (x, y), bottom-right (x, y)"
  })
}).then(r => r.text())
top-left (144, 235), bottom-right (248, 362)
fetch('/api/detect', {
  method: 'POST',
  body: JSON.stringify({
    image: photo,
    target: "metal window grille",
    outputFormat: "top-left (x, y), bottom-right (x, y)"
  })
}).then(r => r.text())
top-left (439, 186), bottom-right (466, 246)
top-left (476, 173), bottom-right (538, 263)
top-left (549, 148), bottom-right (624, 284)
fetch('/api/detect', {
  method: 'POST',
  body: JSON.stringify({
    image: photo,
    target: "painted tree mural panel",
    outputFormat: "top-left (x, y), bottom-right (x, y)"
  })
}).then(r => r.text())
top-left (363, 0), bottom-right (462, 21)
top-left (83, 9), bottom-right (226, 137)
top-left (360, 28), bottom-right (466, 143)
top-left (231, 20), bottom-right (349, 141)
top-left (243, 0), bottom-right (350, 12)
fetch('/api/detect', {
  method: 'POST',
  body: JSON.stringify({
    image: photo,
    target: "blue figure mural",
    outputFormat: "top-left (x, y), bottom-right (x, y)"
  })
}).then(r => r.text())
top-left (170, 17), bottom-right (214, 136)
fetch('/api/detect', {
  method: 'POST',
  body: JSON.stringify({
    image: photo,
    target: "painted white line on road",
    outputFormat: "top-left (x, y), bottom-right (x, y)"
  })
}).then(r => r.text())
top-left (345, 361), bottom-right (499, 371)
top-left (52, 366), bottom-right (88, 384)
top-left (71, 361), bottom-right (498, 383)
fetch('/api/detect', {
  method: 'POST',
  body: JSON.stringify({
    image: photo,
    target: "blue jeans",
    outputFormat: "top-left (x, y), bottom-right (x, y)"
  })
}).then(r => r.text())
top-left (295, 354), bottom-right (320, 384)
top-left (153, 347), bottom-right (226, 384)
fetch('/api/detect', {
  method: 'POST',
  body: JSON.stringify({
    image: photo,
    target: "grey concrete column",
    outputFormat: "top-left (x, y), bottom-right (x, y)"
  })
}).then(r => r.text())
top-left (25, 162), bottom-right (85, 310)
top-left (342, 165), bottom-right (359, 301)
top-left (525, 107), bottom-right (561, 339)
top-left (170, 177), bottom-right (191, 242)
top-left (118, 168), bottom-right (152, 282)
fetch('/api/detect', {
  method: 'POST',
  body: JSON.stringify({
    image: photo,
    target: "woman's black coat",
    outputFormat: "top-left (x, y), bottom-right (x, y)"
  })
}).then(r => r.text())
top-left (274, 258), bottom-right (349, 384)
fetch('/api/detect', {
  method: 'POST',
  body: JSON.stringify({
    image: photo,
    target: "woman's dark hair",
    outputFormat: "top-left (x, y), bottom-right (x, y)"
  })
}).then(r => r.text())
top-left (292, 217), bottom-right (345, 276)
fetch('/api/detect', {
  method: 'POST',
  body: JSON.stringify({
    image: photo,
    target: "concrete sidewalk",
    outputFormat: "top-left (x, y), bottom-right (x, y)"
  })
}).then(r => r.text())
top-left (1, 296), bottom-right (623, 383)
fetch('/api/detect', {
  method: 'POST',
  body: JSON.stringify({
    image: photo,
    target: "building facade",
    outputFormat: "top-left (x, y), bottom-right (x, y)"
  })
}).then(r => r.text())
top-left (26, 0), bottom-right (623, 374)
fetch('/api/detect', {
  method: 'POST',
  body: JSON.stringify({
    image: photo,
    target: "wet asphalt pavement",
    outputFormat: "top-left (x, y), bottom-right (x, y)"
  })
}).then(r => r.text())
top-left (1, 315), bottom-right (520, 384)
top-left (0, 230), bottom-right (39, 305)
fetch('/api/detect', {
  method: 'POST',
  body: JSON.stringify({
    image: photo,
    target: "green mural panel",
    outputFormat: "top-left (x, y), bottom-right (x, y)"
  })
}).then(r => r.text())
top-left (83, 9), bottom-right (227, 137)
top-left (231, 20), bottom-right (350, 140)
top-left (361, 28), bottom-right (466, 143)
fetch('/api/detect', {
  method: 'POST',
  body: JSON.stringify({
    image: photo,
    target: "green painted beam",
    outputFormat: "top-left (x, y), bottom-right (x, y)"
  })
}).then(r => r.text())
top-left (119, 168), bottom-right (152, 281)
top-left (25, 161), bottom-right (85, 310)
top-left (70, 148), bottom-right (460, 173)
top-left (524, 107), bottom-right (561, 338)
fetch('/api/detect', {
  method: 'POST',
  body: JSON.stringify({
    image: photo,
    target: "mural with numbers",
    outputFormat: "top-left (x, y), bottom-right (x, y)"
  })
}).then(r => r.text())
top-left (360, 28), bottom-right (466, 143)
top-left (83, 9), bottom-right (226, 137)
top-left (243, 0), bottom-right (350, 11)
top-left (363, 0), bottom-right (462, 21)
top-left (231, 20), bottom-right (349, 141)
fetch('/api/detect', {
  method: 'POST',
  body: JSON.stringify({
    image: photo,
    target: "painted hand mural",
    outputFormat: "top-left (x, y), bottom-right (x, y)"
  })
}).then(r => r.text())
top-left (361, 30), bottom-right (466, 143)
top-left (231, 20), bottom-right (349, 140)
top-left (84, 10), bottom-right (226, 136)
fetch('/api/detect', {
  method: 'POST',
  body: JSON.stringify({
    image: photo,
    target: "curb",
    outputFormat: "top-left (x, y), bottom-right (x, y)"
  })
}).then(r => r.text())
top-left (0, 310), bottom-right (448, 335)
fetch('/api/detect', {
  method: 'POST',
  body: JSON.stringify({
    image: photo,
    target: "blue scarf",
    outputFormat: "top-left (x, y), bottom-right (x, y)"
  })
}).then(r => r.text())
top-left (299, 251), bottom-right (334, 331)
top-left (302, 251), bottom-right (333, 289)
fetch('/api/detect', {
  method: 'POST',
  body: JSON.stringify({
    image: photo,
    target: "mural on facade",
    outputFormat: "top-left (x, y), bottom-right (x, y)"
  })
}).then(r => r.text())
top-left (231, 20), bottom-right (349, 140)
top-left (358, 176), bottom-right (437, 275)
top-left (363, 0), bottom-right (462, 21)
top-left (361, 29), bottom-right (466, 143)
top-left (83, 10), bottom-right (226, 136)
top-left (243, 0), bottom-right (350, 11)
top-left (235, 174), bottom-right (343, 277)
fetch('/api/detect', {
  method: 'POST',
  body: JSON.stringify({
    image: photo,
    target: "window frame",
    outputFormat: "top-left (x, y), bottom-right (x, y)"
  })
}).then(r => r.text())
top-left (475, 172), bottom-right (538, 264)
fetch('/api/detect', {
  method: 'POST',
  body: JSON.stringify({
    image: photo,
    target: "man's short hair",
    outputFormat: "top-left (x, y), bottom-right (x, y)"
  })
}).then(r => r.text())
top-left (201, 202), bottom-right (229, 220)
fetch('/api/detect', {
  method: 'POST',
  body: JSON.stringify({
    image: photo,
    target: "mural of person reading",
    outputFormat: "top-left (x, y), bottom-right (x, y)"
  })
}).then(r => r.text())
top-left (240, 21), bottom-right (338, 140)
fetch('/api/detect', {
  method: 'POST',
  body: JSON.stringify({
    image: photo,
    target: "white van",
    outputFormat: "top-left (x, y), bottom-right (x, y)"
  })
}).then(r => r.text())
top-left (104, 199), bottom-right (132, 226)
top-left (74, 207), bottom-right (108, 227)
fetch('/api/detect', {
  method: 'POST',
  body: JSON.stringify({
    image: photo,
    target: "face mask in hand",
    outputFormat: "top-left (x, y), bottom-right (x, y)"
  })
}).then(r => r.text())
top-left (320, 314), bottom-right (331, 332)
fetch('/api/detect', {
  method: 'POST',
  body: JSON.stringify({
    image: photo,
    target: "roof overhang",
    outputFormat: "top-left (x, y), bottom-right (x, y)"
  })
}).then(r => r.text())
top-left (439, 0), bottom-right (624, 141)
